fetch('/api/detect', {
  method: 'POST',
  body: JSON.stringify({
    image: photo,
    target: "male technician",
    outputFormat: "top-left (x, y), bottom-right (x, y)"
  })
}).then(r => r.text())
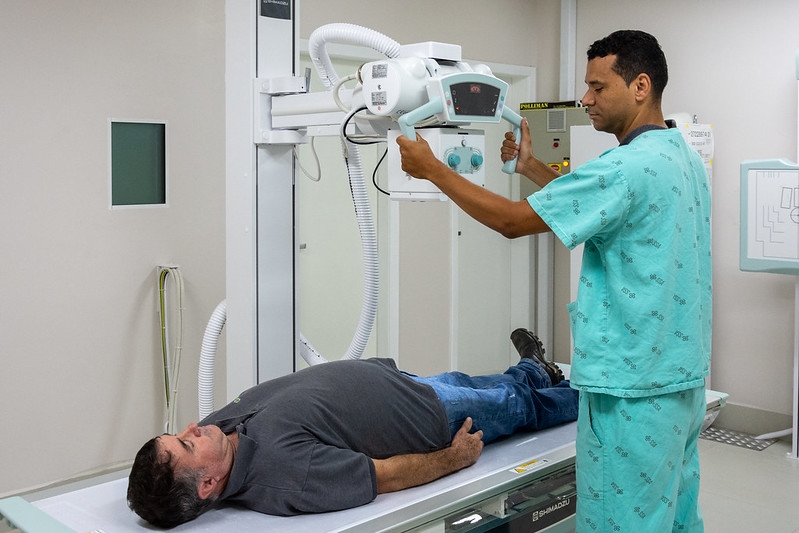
top-left (127, 333), bottom-right (577, 528)
top-left (398, 30), bottom-right (712, 532)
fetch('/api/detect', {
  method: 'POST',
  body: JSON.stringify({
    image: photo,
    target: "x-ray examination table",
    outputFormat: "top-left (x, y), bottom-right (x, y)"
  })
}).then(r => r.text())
top-left (1, 424), bottom-right (578, 533)
top-left (2, 386), bottom-right (726, 533)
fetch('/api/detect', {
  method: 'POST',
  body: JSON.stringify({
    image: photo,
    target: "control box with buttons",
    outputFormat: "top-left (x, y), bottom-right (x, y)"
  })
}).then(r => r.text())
top-left (520, 103), bottom-right (592, 175)
top-left (388, 127), bottom-right (485, 201)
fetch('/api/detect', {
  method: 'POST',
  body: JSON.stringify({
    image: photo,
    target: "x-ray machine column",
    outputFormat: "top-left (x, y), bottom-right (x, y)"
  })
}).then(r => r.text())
top-left (226, 0), bottom-right (298, 397)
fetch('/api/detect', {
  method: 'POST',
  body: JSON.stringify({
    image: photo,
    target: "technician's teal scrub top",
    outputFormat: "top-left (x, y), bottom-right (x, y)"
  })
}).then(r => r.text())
top-left (528, 128), bottom-right (712, 397)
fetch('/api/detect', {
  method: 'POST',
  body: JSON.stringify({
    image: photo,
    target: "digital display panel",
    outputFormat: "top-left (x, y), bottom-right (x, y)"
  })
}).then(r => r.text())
top-left (450, 82), bottom-right (501, 117)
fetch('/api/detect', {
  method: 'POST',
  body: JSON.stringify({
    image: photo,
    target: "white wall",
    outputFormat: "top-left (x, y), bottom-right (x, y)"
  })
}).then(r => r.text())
top-left (0, 1), bottom-right (225, 496)
top-left (572, 0), bottom-right (799, 434)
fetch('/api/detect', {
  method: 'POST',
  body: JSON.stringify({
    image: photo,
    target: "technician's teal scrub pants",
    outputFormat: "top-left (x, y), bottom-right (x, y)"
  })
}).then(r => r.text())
top-left (575, 386), bottom-right (706, 532)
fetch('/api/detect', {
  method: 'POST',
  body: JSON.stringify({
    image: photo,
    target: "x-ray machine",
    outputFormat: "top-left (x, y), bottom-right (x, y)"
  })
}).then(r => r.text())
top-left (226, 2), bottom-right (526, 393)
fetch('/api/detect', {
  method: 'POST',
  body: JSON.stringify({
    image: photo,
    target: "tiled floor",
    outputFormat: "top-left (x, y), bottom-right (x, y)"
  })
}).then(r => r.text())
top-left (699, 436), bottom-right (799, 532)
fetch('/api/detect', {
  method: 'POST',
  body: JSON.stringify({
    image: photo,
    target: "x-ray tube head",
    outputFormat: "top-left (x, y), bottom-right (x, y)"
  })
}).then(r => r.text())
top-left (360, 57), bottom-right (430, 117)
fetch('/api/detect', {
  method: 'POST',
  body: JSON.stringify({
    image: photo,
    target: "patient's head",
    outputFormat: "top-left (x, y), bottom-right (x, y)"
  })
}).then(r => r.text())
top-left (127, 435), bottom-right (217, 528)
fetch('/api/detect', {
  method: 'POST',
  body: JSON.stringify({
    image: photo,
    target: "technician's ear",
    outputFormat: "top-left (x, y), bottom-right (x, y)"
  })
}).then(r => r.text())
top-left (197, 475), bottom-right (219, 500)
top-left (632, 73), bottom-right (653, 102)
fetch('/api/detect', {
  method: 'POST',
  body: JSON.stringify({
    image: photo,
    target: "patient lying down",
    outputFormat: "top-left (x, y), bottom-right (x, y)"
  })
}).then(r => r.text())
top-left (128, 334), bottom-right (576, 528)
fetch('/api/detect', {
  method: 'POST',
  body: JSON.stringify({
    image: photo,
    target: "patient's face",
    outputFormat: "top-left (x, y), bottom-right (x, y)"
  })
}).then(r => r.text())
top-left (158, 423), bottom-right (231, 474)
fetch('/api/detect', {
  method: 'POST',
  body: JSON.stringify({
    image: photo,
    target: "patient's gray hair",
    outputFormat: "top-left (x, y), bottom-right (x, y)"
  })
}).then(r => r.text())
top-left (127, 436), bottom-right (218, 528)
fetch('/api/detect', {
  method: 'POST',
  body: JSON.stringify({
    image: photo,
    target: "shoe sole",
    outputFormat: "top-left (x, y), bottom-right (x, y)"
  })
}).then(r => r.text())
top-left (512, 329), bottom-right (564, 385)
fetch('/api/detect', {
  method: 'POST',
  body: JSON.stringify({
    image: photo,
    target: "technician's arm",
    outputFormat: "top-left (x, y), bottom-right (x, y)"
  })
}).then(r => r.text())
top-left (372, 418), bottom-right (484, 494)
top-left (396, 135), bottom-right (550, 239)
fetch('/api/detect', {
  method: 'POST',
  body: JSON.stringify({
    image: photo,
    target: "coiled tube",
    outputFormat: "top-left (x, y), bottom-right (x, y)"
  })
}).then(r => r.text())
top-left (299, 24), bottom-right (400, 366)
top-left (198, 300), bottom-right (226, 419)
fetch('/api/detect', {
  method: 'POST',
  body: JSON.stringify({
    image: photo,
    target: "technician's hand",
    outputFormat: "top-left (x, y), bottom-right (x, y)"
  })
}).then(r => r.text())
top-left (449, 417), bottom-right (484, 470)
top-left (501, 117), bottom-right (535, 177)
top-left (396, 133), bottom-right (449, 180)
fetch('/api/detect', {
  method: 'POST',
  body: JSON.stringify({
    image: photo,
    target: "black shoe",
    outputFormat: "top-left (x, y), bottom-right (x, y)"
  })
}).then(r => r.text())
top-left (510, 328), bottom-right (564, 385)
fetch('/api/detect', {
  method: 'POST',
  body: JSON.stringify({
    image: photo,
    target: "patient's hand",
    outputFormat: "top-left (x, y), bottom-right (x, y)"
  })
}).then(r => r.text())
top-left (372, 417), bottom-right (484, 494)
top-left (448, 417), bottom-right (484, 470)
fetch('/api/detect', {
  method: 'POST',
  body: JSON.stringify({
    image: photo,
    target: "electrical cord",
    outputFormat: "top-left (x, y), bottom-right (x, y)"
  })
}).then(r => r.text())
top-left (293, 136), bottom-right (322, 182)
top-left (158, 266), bottom-right (184, 434)
top-left (372, 148), bottom-right (389, 196)
top-left (341, 106), bottom-right (387, 145)
top-left (332, 73), bottom-right (357, 112)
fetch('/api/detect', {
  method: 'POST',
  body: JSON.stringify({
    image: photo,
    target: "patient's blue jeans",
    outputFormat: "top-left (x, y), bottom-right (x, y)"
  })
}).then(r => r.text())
top-left (408, 359), bottom-right (579, 443)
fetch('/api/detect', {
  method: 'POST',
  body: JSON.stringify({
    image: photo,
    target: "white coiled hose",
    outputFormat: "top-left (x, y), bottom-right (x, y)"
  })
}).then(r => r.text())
top-left (295, 134), bottom-right (379, 367)
top-left (308, 23), bottom-right (401, 88)
top-left (299, 24), bottom-right (401, 366)
top-left (198, 299), bottom-right (226, 419)
top-left (343, 135), bottom-right (380, 361)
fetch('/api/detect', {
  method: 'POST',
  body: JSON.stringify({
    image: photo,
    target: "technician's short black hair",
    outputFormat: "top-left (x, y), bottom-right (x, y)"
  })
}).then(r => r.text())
top-left (587, 30), bottom-right (668, 102)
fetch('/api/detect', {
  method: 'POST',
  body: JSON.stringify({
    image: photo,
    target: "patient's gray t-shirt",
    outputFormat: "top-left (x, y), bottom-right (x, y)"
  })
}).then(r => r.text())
top-left (200, 358), bottom-right (449, 516)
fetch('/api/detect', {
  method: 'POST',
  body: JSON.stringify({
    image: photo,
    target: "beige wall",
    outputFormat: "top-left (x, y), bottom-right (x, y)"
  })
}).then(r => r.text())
top-left (299, 0), bottom-right (544, 69)
top-left (0, 1), bottom-right (225, 495)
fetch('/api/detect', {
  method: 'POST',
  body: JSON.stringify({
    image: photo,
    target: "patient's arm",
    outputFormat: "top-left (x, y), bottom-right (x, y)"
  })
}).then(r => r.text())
top-left (371, 417), bottom-right (484, 494)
